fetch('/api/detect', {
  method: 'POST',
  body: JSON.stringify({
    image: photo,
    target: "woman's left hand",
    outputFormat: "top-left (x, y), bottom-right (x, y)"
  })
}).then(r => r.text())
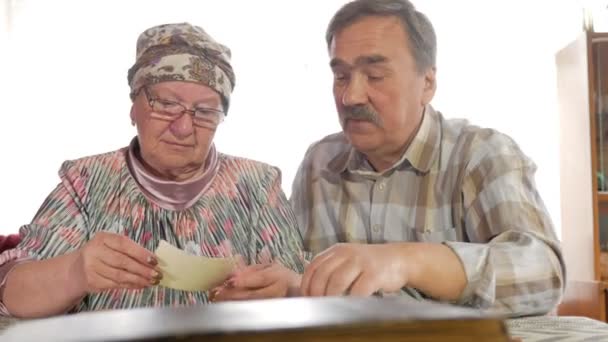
top-left (210, 262), bottom-right (301, 301)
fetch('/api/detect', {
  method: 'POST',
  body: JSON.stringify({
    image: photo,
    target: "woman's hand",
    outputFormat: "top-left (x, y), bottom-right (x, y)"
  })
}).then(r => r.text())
top-left (71, 232), bottom-right (162, 294)
top-left (210, 262), bottom-right (301, 301)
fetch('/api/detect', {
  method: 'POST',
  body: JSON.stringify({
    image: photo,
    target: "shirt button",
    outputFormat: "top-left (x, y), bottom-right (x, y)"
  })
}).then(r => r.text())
top-left (373, 224), bottom-right (381, 233)
top-left (378, 182), bottom-right (386, 191)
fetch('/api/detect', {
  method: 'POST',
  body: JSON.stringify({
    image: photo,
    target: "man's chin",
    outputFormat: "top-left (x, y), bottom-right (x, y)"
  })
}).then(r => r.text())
top-left (344, 132), bottom-right (380, 153)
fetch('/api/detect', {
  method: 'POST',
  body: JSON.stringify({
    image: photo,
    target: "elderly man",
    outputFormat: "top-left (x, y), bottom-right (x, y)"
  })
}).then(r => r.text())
top-left (293, 0), bottom-right (565, 316)
top-left (218, 0), bottom-right (564, 317)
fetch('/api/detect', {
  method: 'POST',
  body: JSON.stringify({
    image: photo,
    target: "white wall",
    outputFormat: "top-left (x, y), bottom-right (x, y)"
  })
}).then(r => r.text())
top-left (0, 0), bottom-right (586, 236)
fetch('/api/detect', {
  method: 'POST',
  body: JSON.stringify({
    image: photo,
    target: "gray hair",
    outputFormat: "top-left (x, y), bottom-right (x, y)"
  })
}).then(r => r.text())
top-left (326, 0), bottom-right (436, 72)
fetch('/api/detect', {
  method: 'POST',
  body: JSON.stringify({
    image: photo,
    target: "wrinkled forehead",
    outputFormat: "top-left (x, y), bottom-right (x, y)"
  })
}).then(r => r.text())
top-left (147, 82), bottom-right (223, 107)
top-left (329, 16), bottom-right (412, 64)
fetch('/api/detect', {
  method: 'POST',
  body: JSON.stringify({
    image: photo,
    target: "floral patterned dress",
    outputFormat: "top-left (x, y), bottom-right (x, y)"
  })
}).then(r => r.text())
top-left (0, 147), bottom-right (305, 312)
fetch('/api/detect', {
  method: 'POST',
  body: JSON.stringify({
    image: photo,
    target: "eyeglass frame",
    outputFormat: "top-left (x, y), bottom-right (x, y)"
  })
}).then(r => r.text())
top-left (141, 86), bottom-right (225, 126)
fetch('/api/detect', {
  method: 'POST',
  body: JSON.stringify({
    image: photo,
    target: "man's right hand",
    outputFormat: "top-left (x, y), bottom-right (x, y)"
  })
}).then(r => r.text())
top-left (70, 232), bottom-right (162, 294)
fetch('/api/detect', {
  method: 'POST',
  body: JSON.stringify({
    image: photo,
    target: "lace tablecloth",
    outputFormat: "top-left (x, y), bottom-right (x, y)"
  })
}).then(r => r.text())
top-left (507, 316), bottom-right (608, 341)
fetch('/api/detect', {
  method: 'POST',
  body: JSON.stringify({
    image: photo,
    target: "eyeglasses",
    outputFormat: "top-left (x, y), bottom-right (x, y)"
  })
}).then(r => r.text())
top-left (143, 87), bottom-right (225, 128)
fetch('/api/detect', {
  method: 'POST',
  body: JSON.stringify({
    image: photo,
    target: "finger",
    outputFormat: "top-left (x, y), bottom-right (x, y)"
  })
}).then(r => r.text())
top-left (325, 260), bottom-right (362, 296)
top-left (100, 247), bottom-right (161, 282)
top-left (228, 263), bottom-right (271, 280)
top-left (211, 287), bottom-right (252, 302)
top-left (231, 264), bottom-right (275, 289)
top-left (215, 282), bottom-right (284, 301)
top-left (209, 286), bottom-right (225, 302)
top-left (245, 281), bottom-right (285, 299)
top-left (307, 255), bottom-right (349, 297)
top-left (103, 234), bottom-right (157, 266)
top-left (94, 259), bottom-right (154, 288)
top-left (301, 250), bottom-right (336, 296)
top-left (348, 272), bottom-right (378, 296)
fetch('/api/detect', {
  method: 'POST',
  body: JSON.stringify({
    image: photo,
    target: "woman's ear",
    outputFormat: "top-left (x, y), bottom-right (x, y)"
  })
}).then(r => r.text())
top-left (130, 106), bottom-right (136, 126)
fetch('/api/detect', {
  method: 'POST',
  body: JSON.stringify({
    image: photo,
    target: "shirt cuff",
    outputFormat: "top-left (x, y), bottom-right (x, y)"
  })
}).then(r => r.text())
top-left (442, 241), bottom-right (490, 306)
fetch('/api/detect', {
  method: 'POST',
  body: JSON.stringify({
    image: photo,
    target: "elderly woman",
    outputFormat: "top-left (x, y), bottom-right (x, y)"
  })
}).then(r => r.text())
top-left (0, 23), bottom-right (303, 318)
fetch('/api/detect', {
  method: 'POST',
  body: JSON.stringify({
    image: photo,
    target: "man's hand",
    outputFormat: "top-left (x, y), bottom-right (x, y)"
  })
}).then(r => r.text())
top-left (210, 262), bottom-right (301, 301)
top-left (300, 243), bottom-right (410, 296)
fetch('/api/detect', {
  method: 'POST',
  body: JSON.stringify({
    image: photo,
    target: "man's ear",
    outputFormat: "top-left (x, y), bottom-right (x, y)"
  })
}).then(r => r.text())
top-left (421, 67), bottom-right (437, 106)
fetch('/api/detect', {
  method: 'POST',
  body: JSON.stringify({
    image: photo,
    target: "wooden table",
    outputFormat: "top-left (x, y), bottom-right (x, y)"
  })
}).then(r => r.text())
top-left (0, 297), bottom-right (607, 341)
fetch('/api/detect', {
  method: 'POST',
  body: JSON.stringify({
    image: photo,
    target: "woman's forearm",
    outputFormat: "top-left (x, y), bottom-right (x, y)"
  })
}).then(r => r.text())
top-left (3, 252), bottom-right (85, 318)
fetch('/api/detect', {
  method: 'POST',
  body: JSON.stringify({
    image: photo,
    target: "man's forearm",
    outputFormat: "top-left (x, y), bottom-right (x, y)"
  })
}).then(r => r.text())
top-left (443, 233), bottom-right (565, 316)
top-left (392, 242), bottom-right (467, 301)
top-left (3, 252), bottom-right (85, 318)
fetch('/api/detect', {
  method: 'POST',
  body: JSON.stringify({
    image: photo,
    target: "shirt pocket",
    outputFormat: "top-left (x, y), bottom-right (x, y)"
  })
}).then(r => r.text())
top-left (408, 226), bottom-right (458, 243)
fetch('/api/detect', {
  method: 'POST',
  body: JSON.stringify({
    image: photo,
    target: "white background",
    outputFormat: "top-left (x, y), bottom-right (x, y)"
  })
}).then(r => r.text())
top-left (0, 0), bottom-right (601, 236)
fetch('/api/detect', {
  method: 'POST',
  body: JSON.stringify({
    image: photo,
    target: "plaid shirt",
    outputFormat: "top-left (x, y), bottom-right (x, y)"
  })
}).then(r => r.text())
top-left (290, 106), bottom-right (565, 317)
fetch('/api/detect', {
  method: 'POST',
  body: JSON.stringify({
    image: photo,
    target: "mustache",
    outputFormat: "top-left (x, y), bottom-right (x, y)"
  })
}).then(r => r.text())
top-left (341, 105), bottom-right (382, 126)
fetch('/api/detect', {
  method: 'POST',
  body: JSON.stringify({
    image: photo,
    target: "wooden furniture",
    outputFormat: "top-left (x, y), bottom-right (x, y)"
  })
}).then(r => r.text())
top-left (6, 308), bottom-right (608, 341)
top-left (1, 297), bottom-right (509, 341)
top-left (4, 298), bottom-right (608, 341)
top-left (556, 31), bottom-right (608, 321)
